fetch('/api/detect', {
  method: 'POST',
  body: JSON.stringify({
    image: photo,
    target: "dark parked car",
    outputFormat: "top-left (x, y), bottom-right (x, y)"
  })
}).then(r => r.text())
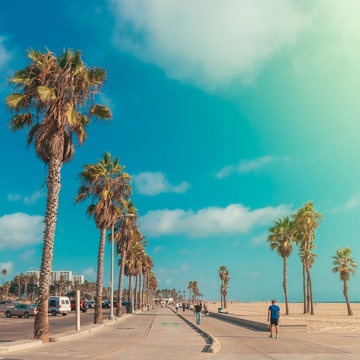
top-left (71, 299), bottom-right (88, 312)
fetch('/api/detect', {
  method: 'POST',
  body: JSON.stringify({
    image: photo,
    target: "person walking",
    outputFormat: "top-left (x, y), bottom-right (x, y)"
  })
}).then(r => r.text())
top-left (182, 302), bottom-right (186, 312)
top-left (175, 302), bottom-right (179, 313)
top-left (194, 301), bottom-right (202, 325)
top-left (268, 299), bottom-right (280, 339)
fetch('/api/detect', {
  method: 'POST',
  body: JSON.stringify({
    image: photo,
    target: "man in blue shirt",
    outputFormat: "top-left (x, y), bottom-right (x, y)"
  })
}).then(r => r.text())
top-left (267, 299), bottom-right (280, 339)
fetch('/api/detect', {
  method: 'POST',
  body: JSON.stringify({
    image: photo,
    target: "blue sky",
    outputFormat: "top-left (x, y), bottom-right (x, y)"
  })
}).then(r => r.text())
top-left (1, 0), bottom-right (360, 302)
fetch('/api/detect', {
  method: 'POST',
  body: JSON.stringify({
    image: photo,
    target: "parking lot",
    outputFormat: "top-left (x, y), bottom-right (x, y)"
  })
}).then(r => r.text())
top-left (0, 304), bottom-right (125, 342)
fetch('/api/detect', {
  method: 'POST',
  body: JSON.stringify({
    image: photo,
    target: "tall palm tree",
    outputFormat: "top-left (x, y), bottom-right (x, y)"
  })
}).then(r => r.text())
top-left (1, 269), bottom-right (7, 287)
top-left (293, 201), bottom-right (322, 315)
top-left (218, 266), bottom-right (227, 309)
top-left (332, 247), bottom-right (357, 316)
top-left (75, 152), bottom-right (131, 324)
top-left (268, 216), bottom-right (294, 315)
top-left (115, 201), bottom-right (137, 316)
top-left (188, 281), bottom-right (193, 303)
top-left (4, 281), bottom-right (10, 299)
top-left (6, 49), bottom-right (111, 340)
top-left (223, 271), bottom-right (230, 309)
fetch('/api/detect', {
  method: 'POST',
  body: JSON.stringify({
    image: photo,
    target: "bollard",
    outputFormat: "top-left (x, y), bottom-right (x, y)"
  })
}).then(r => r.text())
top-left (76, 289), bottom-right (80, 331)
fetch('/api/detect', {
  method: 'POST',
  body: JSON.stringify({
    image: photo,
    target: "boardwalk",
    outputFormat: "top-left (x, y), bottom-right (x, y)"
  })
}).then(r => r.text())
top-left (179, 310), bottom-right (360, 359)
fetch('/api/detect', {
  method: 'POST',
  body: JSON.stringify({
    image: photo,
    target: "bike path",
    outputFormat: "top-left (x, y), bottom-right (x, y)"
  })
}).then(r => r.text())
top-left (1, 308), bottom-right (209, 360)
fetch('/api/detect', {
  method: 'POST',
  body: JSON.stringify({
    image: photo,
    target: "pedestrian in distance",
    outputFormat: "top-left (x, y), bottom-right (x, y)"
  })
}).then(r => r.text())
top-left (268, 299), bottom-right (280, 339)
top-left (175, 302), bottom-right (179, 313)
top-left (182, 302), bottom-right (186, 312)
top-left (194, 301), bottom-right (202, 325)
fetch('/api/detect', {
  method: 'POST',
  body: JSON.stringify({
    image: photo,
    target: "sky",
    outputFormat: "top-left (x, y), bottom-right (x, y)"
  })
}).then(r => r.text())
top-left (1, 0), bottom-right (360, 302)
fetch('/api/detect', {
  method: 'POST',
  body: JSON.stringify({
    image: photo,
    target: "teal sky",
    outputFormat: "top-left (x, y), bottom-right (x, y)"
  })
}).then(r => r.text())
top-left (1, 0), bottom-right (360, 302)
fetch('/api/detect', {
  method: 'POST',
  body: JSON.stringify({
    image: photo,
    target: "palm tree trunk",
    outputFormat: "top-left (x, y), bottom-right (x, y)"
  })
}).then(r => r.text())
top-left (224, 291), bottom-right (227, 309)
top-left (147, 273), bottom-right (150, 306)
top-left (142, 273), bottom-right (146, 307)
top-left (94, 227), bottom-right (106, 324)
top-left (306, 266), bottom-right (314, 315)
top-left (24, 280), bottom-right (28, 299)
top-left (128, 275), bottom-right (133, 313)
top-left (283, 257), bottom-right (289, 315)
top-left (34, 156), bottom-right (62, 341)
top-left (17, 282), bottom-right (21, 298)
top-left (343, 280), bottom-right (353, 316)
top-left (302, 262), bottom-right (307, 314)
top-left (139, 271), bottom-right (142, 309)
top-left (134, 275), bottom-right (139, 311)
top-left (306, 272), bottom-right (310, 313)
top-left (116, 250), bottom-right (127, 317)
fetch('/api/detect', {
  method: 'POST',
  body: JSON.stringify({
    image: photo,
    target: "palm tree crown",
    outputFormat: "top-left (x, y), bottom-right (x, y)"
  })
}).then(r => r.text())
top-left (6, 49), bottom-right (111, 163)
top-left (332, 247), bottom-right (357, 282)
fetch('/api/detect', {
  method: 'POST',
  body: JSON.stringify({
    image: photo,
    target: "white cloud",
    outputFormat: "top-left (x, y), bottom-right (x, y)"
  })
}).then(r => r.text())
top-left (250, 233), bottom-right (267, 246)
top-left (0, 213), bottom-right (44, 249)
top-left (140, 203), bottom-right (291, 238)
top-left (7, 190), bottom-right (45, 205)
top-left (180, 263), bottom-right (191, 272)
top-left (250, 272), bottom-right (261, 278)
top-left (83, 267), bottom-right (96, 281)
top-left (0, 261), bottom-right (14, 275)
top-left (331, 193), bottom-right (360, 213)
top-left (110, 0), bottom-right (309, 90)
top-left (133, 172), bottom-right (190, 196)
top-left (215, 155), bottom-right (283, 179)
top-left (153, 246), bottom-right (163, 253)
top-left (165, 278), bottom-right (172, 285)
top-left (19, 249), bottom-right (36, 262)
top-left (0, 36), bottom-right (11, 70)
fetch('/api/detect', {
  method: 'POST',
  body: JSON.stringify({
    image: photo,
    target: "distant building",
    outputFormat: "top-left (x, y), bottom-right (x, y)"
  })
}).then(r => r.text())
top-left (72, 275), bottom-right (84, 285)
top-left (27, 270), bottom-right (85, 285)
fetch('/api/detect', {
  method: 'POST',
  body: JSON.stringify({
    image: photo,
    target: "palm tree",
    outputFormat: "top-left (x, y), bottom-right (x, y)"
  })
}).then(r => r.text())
top-left (332, 247), bottom-right (357, 316)
top-left (75, 152), bottom-right (131, 324)
top-left (293, 201), bottom-right (322, 315)
top-left (223, 271), bottom-right (230, 309)
top-left (218, 266), bottom-right (227, 309)
top-left (268, 216), bottom-right (294, 315)
top-left (115, 201), bottom-right (137, 316)
top-left (1, 269), bottom-right (7, 287)
top-left (6, 49), bottom-right (111, 340)
top-left (4, 281), bottom-right (10, 299)
top-left (188, 281), bottom-right (193, 303)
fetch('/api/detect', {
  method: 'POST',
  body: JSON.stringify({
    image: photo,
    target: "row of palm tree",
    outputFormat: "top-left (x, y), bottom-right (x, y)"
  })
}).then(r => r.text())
top-left (187, 281), bottom-right (201, 302)
top-left (218, 266), bottom-right (230, 309)
top-left (5, 48), bottom-right (157, 340)
top-left (268, 201), bottom-right (357, 316)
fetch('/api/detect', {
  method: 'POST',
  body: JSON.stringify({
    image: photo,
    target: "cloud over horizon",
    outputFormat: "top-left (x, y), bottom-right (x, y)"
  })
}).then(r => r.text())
top-left (140, 203), bottom-right (291, 238)
top-left (109, 0), bottom-right (309, 90)
top-left (215, 155), bottom-right (284, 179)
top-left (133, 172), bottom-right (190, 196)
top-left (0, 213), bottom-right (44, 249)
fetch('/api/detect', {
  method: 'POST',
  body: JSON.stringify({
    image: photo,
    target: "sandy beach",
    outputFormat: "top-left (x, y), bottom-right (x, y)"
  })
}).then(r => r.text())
top-left (207, 302), bottom-right (360, 332)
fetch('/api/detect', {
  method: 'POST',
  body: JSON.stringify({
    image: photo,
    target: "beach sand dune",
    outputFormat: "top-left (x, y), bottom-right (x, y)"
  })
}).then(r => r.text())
top-left (207, 302), bottom-right (360, 332)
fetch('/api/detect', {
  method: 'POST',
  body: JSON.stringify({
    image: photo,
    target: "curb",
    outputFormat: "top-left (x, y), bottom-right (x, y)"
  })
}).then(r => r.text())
top-left (0, 313), bottom-right (134, 353)
top-left (168, 307), bottom-right (221, 353)
top-left (209, 312), bottom-right (307, 332)
top-left (0, 339), bottom-right (43, 354)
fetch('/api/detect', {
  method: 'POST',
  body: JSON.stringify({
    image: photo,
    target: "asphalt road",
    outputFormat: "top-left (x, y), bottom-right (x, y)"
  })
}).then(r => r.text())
top-left (0, 305), bottom-right (126, 342)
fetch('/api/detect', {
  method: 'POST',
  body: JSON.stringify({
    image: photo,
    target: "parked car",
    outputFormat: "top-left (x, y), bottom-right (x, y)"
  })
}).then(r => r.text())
top-left (5, 304), bottom-right (38, 318)
top-left (0, 300), bottom-right (10, 304)
top-left (88, 301), bottom-right (95, 308)
top-left (48, 296), bottom-right (71, 316)
top-left (121, 301), bottom-right (127, 306)
top-left (70, 299), bottom-right (88, 312)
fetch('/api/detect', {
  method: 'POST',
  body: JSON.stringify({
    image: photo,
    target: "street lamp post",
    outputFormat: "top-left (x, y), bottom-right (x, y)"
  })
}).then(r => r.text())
top-left (109, 213), bottom-right (134, 320)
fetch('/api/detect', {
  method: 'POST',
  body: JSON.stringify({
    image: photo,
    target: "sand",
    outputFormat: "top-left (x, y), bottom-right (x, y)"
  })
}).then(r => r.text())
top-left (206, 302), bottom-right (360, 332)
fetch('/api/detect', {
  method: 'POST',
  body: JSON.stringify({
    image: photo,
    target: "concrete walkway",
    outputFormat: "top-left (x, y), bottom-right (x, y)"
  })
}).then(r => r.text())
top-left (178, 310), bottom-right (360, 359)
top-left (1, 308), bottom-right (209, 360)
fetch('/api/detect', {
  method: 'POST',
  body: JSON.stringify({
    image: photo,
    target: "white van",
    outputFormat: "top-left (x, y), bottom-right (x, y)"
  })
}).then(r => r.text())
top-left (48, 296), bottom-right (71, 316)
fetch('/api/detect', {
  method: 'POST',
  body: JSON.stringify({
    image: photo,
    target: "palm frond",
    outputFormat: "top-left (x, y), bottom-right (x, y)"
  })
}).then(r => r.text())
top-left (8, 113), bottom-right (33, 132)
top-left (6, 94), bottom-right (26, 111)
top-left (90, 104), bottom-right (112, 120)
